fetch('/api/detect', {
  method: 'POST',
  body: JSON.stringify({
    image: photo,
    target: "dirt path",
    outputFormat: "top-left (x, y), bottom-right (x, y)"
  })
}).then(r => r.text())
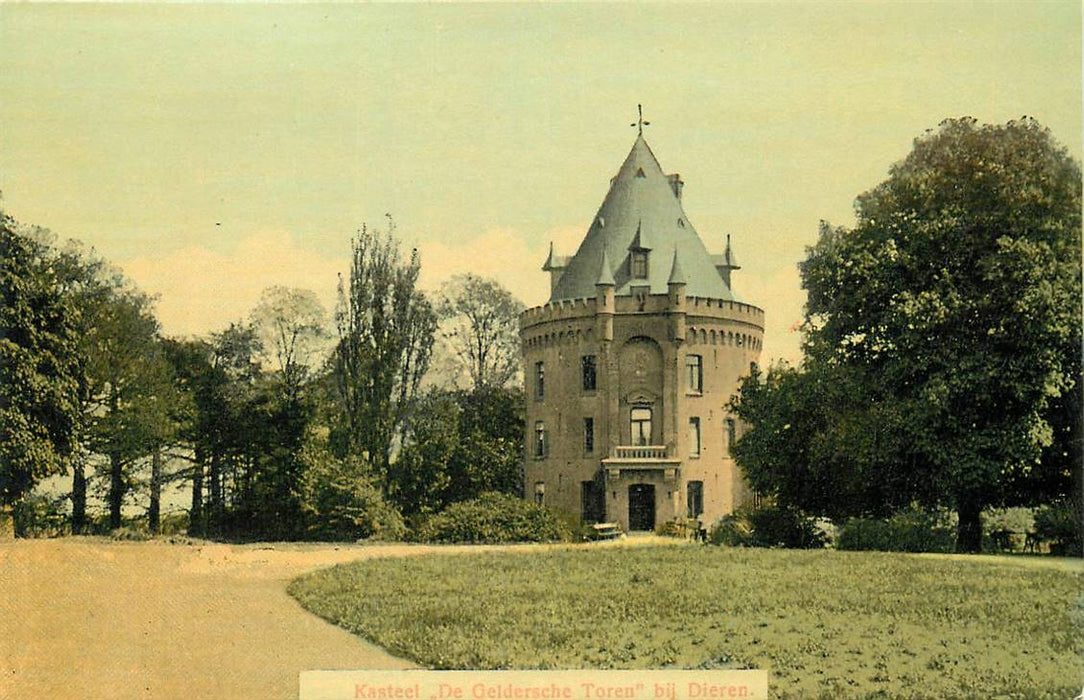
top-left (0, 536), bottom-right (674, 700)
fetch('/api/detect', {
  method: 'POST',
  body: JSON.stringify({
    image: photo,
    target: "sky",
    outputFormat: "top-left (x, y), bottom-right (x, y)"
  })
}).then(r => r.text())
top-left (1, 2), bottom-right (1080, 366)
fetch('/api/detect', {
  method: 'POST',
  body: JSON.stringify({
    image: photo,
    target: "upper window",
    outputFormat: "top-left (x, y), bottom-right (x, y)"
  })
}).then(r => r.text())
top-left (686, 354), bottom-right (703, 393)
top-left (534, 421), bottom-right (547, 458)
top-left (630, 407), bottom-right (652, 446)
top-left (535, 361), bottom-right (545, 400)
top-left (583, 417), bottom-right (595, 453)
top-left (582, 355), bottom-right (597, 391)
top-left (631, 252), bottom-right (648, 279)
top-left (689, 417), bottom-right (701, 457)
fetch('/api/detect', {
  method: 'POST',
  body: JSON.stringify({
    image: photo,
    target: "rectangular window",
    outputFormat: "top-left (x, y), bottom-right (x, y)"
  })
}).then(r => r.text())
top-left (726, 418), bottom-right (736, 452)
top-left (582, 355), bottom-right (597, 391)
top-left (631, 407), bottom-right (652, 446)
top-left (687, 481), bottom-right (704, 518)
top-left (534, 421), bottom-right (547, 458)
top-left (631, 252), bottom-right (648, 279)
top-left (535, 361), bottom-right (545, 400)
top-left (685, 354), bottom-right (703, 393)
top-left (583, 417), bottom-right (594, 453)
top-left (689, 417), bottom-right (701, 457)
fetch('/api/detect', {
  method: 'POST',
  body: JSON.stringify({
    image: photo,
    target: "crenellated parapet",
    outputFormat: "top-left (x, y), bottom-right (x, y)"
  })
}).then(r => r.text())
top-left (520, 292), bottom-right (765, 351)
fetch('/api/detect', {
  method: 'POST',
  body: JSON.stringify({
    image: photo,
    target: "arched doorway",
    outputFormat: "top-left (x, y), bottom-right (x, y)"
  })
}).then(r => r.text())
top-left (628, 484), bottom-right (656, 531)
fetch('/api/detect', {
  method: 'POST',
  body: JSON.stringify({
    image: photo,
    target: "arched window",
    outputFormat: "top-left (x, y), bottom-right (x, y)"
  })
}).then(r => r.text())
top-left (630, 407), bottom-right (652, 446)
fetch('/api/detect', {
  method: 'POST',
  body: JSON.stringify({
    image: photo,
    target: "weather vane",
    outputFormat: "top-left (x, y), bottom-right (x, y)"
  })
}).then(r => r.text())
top-left (630, 104), bottom-right (650, 136)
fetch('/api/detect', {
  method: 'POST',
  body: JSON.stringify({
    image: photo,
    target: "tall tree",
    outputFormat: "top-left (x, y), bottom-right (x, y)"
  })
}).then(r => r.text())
top-left (333, 219), bottom-right (436, 478)
top-left (250, 286), bottom-right (328, 401)
top-left (0, 214), bottom-right (83, 513)
top-left (83, 289), bottom-right (177, 529)
top-left (735, 118), bottom-right (1081, 552)
top-left (436, 274), bottom-right (523, 391)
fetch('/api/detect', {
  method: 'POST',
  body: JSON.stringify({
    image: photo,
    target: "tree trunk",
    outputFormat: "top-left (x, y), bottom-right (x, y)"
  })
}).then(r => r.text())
top-left (189, 460), bottom-right (204, 537)
top-left (148, 449), bottom-right (162, 535)
top-left (108, 452), bottom-right (124, 530)
top-left (209, 452), bottom-right (222, 535)
top-left (955, 495), bottom-right (983, 553)
top-left (71, 460), bottom-right (87, 534)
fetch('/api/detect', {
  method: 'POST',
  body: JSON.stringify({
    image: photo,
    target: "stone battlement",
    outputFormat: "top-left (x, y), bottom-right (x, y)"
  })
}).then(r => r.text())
top-left (520, 293), bottom-right (764, 332)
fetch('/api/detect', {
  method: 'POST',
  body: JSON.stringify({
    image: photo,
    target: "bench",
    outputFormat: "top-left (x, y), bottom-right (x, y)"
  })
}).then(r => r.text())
top-left (590, 522), bottom-right (622, 540)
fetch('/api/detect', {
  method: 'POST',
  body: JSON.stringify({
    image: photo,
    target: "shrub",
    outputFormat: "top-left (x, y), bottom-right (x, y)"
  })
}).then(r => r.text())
top-left (838, 508), bottom-right (955, 553)
top-left (983, 507), bottom-right (1034, 553)
top-left (109, 525), bottom-right (153, 541)
top-left (709, 505), bottom-right (826, 549)
top-left (301, 447), bottom-right (406, 542)
top-left (12, 493), bottom-right (69, 538)
top-left (1033, 500), bottom-right (1083, 557)
top-left (413, 492), bottom-right (573, 544)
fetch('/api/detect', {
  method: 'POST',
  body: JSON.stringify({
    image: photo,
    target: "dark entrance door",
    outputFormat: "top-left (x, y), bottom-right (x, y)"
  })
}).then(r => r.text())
top-left (628, 484), bottom-right (656, 531)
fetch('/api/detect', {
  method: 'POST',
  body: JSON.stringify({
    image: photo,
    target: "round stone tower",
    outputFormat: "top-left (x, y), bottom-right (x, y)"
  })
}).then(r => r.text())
top-left (521, 131), bottom-right (764, 532)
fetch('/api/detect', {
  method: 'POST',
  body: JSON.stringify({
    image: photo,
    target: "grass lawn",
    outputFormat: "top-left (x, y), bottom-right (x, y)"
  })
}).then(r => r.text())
top-left (288, 545), bottom-right (1083, 699)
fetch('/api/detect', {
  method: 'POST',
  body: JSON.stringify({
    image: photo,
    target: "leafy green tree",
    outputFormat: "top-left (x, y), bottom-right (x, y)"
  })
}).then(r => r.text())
top-left (0, 214), bottom-right (83, 510)
top-left (391, 386), bottom-right (524, 518)
top-left (732, 363), bottom-right (937, 522)
top-left (333, 218), bottom-right (436, 478)
top-left (82, 289), bottom-right (179, 529)
top-left (390, 390), bottom-right (458, 517)
top-left (735, 118), bottom-right (1081, 552)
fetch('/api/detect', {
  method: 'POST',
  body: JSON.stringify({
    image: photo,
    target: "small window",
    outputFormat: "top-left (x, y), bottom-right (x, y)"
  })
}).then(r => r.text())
top-left (535, 361), bottom-right (545, 400)
top-left (635, 167), bottom-right (646, 178)
top-left (534, 481), bottom-right (545, 505)
top-left (583, 417), bottom-right (594, 453)
top-left (582, 355), bottom-right (597, 391)
top-left (631, 252), bottom-right (648, 279)
top-left (689, 417), bottom-right (701, 457)
top-left (631, 407), bottom-right (652, 446)
top-left (685, 354), bottom-right (703, 393)
top-left (687, 481), bottom-right (704, 518)
top-left (726, 418), bottom-right (736, 451)
top-left (535, 421), bottom-right (547, 458)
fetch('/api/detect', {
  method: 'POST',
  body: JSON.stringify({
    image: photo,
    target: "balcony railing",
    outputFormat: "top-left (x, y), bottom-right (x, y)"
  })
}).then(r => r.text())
top-left (611, 445), bottom-right (669, 460)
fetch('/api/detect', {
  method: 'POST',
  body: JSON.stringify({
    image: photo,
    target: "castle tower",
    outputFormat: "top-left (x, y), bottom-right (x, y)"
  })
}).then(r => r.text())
top-left (521, 126), bottom-right (765, 531)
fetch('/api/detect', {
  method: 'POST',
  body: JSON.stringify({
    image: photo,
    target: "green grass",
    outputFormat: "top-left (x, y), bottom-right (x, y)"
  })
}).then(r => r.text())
top-left (288, 545), bottom-right (1084, 699)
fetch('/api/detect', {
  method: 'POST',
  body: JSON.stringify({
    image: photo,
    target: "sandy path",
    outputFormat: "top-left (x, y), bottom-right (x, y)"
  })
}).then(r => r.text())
top-left (0, 536), bottom-right (674, 700)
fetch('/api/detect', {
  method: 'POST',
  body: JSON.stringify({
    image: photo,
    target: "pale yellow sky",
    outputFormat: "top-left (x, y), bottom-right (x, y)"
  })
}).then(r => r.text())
top-left (1, 3), bottom-right (1079, 366)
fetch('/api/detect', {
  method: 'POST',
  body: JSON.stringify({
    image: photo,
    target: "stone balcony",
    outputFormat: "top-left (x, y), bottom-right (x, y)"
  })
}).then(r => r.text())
top-left (602, 445), bottom-right (682, 481)
top-left (610, 445), bottom-right (670, 460)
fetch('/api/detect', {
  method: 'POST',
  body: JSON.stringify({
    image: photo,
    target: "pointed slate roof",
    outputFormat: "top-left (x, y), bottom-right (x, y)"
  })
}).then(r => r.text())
top-left (549, 134), bottom-right (735, 302)
top-left (629, 220), bottom-right (652, 251)
top-left (668, 249), bottom-right (687, 285)
top-left (595, 248), bottom-right (615, 286)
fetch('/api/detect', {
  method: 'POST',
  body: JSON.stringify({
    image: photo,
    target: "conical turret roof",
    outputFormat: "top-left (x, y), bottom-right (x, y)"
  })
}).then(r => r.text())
top-left (549, 134), bottom-right (734, 302)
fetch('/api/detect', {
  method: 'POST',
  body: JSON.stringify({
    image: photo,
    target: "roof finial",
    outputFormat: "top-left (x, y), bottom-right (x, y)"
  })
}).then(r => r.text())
top-left (630, 104), bottom-right (650, 136)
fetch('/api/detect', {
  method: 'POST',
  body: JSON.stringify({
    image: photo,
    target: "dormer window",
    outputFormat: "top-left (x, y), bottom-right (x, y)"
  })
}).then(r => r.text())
top-left (631, 251), bottom-right (649, 279)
